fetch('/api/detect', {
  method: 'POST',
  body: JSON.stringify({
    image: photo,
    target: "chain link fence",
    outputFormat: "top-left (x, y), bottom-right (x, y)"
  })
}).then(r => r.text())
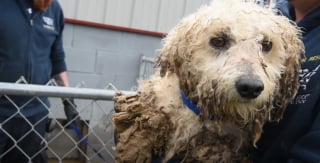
top-left (0, 77), bottom-right (134, 163)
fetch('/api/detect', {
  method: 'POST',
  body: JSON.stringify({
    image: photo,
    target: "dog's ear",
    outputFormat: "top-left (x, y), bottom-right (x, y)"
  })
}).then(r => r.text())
top-left (158, 58), bottom-right (168, 77)
top-left (271, 54), bottom-right (301, 121)
top-left (156, 49), bottom-right (178, 77)
top-left (156, 28), bottom-right (191, 78)
top-left (270, 25), bottom-right (304, 122)
top-left (156, 18), bottom-right (200, 78)
top-left (156, 56), bottom-right (169, 77)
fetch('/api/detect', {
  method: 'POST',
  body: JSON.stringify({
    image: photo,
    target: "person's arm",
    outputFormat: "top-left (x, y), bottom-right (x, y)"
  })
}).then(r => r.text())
top-left (50, 4), bottom-right (78, 125)
top-left (52, 71), bottom-right (69, 87)
top-left (53, 71), bottom-right (79, 125)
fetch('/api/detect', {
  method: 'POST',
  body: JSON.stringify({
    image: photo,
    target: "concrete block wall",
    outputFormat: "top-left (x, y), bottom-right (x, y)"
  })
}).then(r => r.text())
top-left (47, 23), bottom-right (164, 162)
top-left (63, 23), bottom-right (163, 91)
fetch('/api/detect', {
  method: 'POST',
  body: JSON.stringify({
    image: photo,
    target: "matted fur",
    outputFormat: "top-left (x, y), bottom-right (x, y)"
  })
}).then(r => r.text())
top-left (113, 0), bottom-right (304, 162)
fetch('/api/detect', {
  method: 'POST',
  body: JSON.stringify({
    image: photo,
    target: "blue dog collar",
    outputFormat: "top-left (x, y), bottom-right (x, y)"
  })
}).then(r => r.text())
top-left (181, 91), bottom-right (201, 115)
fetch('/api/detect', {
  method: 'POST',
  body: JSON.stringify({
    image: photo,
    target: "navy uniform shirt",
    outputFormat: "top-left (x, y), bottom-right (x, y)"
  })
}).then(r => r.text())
top-left (0, 0), bottom-right (67, 117)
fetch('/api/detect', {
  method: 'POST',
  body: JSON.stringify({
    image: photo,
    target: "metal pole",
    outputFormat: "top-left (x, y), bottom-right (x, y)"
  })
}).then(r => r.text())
top-left (0, 82), bottom-right (135, 100)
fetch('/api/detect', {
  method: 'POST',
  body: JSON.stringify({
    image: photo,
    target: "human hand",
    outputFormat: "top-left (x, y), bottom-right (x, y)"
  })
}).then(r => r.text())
top-left (63, 98), bottom-right (79, 127)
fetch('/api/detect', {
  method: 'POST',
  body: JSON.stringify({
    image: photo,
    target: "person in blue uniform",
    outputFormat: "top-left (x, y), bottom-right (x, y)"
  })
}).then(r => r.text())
top-left (0, 0), bottom-right (78, 162)
top-left (250, 0), bottom-right (320, 162)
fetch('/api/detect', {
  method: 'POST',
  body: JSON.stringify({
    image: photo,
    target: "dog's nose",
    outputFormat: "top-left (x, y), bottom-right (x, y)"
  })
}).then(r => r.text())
top-left (235, 77), bottom-right (264, 99)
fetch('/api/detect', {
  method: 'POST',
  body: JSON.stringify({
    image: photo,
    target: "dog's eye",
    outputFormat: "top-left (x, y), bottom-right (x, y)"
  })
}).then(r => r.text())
top-left (209, 37), bottom-right (228, 49)
top-left (261, 40), bottom-right (273, 52)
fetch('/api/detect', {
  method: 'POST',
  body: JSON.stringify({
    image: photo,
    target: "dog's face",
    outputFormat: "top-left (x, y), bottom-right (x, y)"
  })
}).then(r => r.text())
top-left (158, 0), bottom-right (304, 124)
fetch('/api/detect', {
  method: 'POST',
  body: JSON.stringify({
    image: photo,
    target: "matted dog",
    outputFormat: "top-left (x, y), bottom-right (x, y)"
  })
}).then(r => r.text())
top-left (113, 0), bottom-right (304, 162)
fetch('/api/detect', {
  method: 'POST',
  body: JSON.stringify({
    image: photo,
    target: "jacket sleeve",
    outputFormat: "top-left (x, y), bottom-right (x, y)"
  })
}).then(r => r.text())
top-left (50, 3), bottom-right (67, 76)
top-left (288, 105), bottom-right (320, 163)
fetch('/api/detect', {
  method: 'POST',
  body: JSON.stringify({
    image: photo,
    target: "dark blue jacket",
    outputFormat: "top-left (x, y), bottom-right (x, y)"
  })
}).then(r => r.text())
top-left (0, 0), bottom-right (67, 117)
top-left (251, 1), bottom-right (320, 162)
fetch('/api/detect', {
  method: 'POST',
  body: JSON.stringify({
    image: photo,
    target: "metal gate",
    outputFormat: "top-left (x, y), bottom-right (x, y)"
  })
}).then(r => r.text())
top-left (0, 79), bottom-right (134, 163)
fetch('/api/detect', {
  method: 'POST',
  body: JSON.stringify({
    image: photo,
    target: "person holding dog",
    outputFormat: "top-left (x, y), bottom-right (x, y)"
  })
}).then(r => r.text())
top-left (250, 0), bottom-right (320, 162)
top-left (0, 0), bottom-right (78, 162)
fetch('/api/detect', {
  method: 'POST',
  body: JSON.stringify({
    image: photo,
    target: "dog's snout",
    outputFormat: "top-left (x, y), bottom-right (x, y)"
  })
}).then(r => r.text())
top-left (235, 77), bottom-right (264, 99)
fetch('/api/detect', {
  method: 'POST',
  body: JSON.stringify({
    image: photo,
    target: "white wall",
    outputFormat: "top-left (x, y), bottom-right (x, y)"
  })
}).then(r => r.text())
top-left (59, 0), bottom-right (211, 33)
top-left (63, 23), bottom-right (162, 90)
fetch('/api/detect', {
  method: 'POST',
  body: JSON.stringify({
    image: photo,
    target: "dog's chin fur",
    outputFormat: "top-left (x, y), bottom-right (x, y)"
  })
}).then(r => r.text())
top-left (113, 0), bottom-right (304, 162)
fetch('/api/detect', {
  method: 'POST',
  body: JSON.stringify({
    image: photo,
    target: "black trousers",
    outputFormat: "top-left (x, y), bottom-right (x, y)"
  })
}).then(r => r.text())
top-left (0, 112), bottom-right (48, 163)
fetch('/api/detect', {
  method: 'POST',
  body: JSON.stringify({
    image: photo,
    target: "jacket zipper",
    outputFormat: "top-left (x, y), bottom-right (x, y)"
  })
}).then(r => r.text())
top-left (30, 12), bottom-right (39, 26)
top-left (27, 12), bottom-right (40, 83)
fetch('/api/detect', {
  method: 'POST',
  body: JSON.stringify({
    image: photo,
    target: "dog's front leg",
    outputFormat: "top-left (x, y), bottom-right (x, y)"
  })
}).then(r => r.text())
top-left (115, 127), bottom-right (153, 162)
top-left (114, 110), bottom-right (170, 163)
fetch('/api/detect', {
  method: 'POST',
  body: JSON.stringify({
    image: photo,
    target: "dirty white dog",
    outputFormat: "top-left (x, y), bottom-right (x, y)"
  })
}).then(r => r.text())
top-left (113, 0), bottom-right (304, 162)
